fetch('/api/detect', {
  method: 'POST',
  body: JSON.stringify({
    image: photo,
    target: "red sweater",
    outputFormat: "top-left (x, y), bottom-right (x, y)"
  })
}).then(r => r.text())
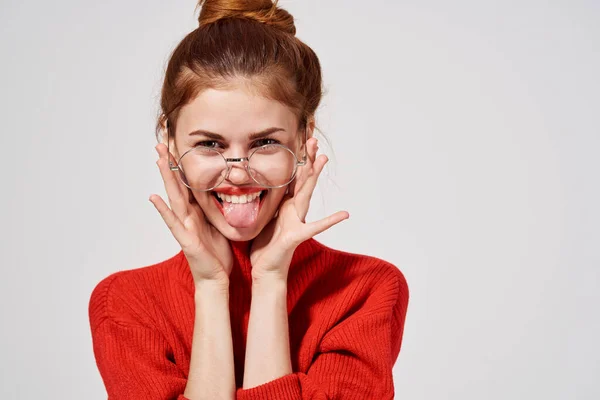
top-left (88, 238), bottom-right (409, 399)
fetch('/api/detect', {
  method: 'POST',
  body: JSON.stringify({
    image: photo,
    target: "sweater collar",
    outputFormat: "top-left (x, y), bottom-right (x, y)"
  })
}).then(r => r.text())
top-left (175, 239), bottom-right (254, 288)
top-left (230, 239), bottom-right (253, 280)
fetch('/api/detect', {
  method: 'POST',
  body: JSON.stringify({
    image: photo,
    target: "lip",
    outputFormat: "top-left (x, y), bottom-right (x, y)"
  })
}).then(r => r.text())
top-left (211, 186), bottom-right (265, 195)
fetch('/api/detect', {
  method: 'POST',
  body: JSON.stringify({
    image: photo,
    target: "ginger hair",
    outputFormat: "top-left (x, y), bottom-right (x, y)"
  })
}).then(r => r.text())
top-left (155, 0), bottom-right (324, 147)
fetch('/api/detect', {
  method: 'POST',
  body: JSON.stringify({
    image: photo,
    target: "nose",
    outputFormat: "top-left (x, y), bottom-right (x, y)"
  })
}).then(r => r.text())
top-left (224, 159), bottom-right (253, 185)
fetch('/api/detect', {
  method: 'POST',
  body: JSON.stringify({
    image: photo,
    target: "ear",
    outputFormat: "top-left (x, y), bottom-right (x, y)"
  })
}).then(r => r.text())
top-left (306, 115), bottom-right (316, 140)
top-left (159, 115), bottom-right (168, 144)
top-left (161, 118), bottom-right (180, 163)
top-left (297, 115), bottom-right (316, 155)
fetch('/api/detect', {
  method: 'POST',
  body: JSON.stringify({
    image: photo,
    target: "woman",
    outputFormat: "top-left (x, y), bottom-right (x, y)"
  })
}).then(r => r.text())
top-left (88, 1), bottom-right (409, 399)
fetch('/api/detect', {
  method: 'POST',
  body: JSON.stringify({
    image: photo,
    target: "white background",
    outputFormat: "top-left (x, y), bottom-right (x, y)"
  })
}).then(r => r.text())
top-left (1, 0), bottom-right (598, 398)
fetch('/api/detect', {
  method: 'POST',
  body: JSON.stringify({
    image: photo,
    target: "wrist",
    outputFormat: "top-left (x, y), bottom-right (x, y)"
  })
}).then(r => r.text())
top-left (195, 277), bottom-right (230, 294)
top-left (251, 270), bottom-right (288, 289)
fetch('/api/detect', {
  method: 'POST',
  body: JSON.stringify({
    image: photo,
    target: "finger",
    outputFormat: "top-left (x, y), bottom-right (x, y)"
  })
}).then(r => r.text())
top-left (304, 210), bottom-right (350, 238)
top-left (295, 153), bottom-right (328, 220)
top-left (148, 194), bottom-right (196, 249)
top-left (155, 143), bottom-right (191, 220)
top-left (309, 137), bottom-right (318, 162)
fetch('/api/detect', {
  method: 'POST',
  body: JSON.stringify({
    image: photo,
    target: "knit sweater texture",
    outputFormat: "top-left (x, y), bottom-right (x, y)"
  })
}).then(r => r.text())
top-left (88, 238), bottom-right (409, 399)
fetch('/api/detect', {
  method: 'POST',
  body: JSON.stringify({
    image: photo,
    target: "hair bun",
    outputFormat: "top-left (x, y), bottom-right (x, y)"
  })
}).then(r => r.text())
top-left (197, 0), bottom-right (296, 35)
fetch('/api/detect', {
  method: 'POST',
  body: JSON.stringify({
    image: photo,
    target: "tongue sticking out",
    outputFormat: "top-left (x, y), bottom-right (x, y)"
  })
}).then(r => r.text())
top-left (221, 195), bottom-right (261, 228)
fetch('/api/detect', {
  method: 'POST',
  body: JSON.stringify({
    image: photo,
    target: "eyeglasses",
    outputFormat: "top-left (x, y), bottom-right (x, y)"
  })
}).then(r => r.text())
top-left (166, 123), bottom-right (308, 192)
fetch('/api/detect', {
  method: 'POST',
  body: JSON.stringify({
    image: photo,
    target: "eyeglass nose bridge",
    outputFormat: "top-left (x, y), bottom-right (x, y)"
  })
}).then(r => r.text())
top-left (221, 156), bottom-right (251, 181)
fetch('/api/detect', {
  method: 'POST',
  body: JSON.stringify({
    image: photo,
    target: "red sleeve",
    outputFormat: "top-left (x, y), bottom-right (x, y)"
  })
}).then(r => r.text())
top-left (91, 316), bottom-right (190, 399)
top-left (235, 269), bottom-right (409, 400)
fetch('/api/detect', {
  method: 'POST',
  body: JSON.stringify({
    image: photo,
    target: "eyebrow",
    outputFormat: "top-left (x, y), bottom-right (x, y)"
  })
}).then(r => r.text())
top-left (187, 127), bottom-right (286, 141)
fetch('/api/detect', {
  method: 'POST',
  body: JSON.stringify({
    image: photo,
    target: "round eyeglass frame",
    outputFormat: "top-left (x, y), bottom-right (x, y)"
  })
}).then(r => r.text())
top-left (165, 122), bottom-right (308, 192)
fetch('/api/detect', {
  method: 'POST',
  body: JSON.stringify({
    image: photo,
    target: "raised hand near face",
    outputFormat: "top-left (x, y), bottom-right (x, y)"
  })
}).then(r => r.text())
top-left (149, 143), bottom-right (233, 286)
top-left (249, 137), bottom-right (350, 281)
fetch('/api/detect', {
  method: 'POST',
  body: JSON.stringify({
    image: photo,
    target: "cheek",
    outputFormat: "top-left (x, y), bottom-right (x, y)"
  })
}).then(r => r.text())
top-left (263, 188), bottom-right (287, 210)
top-left (192, 192), bottom-right (213, 211)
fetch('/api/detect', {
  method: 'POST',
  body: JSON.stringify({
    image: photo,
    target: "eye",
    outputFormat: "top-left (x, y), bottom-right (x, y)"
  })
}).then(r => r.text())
top-left (195, 140), bottom-right (223, 149)
top-left (252, 138), bottom-right (281, 147)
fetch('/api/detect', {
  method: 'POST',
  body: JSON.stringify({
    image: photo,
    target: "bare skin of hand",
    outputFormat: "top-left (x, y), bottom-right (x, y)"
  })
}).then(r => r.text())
top-left (250, 137), bottom-right (350, 281)
top-left (149, 143), bottom-right (233, 285)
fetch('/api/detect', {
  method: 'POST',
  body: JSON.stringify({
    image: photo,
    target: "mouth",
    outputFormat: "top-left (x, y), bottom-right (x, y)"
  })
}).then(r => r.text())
top-left (211, 189), bottom-right (267, 211)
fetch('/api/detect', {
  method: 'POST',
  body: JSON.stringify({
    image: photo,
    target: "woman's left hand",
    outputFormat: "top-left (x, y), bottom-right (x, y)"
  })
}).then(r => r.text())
top-left (250, 137), bottom-right (349, 282)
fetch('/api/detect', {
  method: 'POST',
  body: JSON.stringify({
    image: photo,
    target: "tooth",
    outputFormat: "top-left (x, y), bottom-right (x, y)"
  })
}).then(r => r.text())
top-left (217, 192), bottom-right (265, 203)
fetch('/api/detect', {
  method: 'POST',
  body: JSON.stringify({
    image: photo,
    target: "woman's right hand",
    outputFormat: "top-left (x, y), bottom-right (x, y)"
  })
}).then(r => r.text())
top-left (149, 143), bottom-right (233, 286)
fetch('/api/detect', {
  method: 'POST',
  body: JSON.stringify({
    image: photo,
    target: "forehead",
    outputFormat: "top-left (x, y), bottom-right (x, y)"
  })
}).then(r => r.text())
top-left (176, 86), bottom-right (298, 138)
